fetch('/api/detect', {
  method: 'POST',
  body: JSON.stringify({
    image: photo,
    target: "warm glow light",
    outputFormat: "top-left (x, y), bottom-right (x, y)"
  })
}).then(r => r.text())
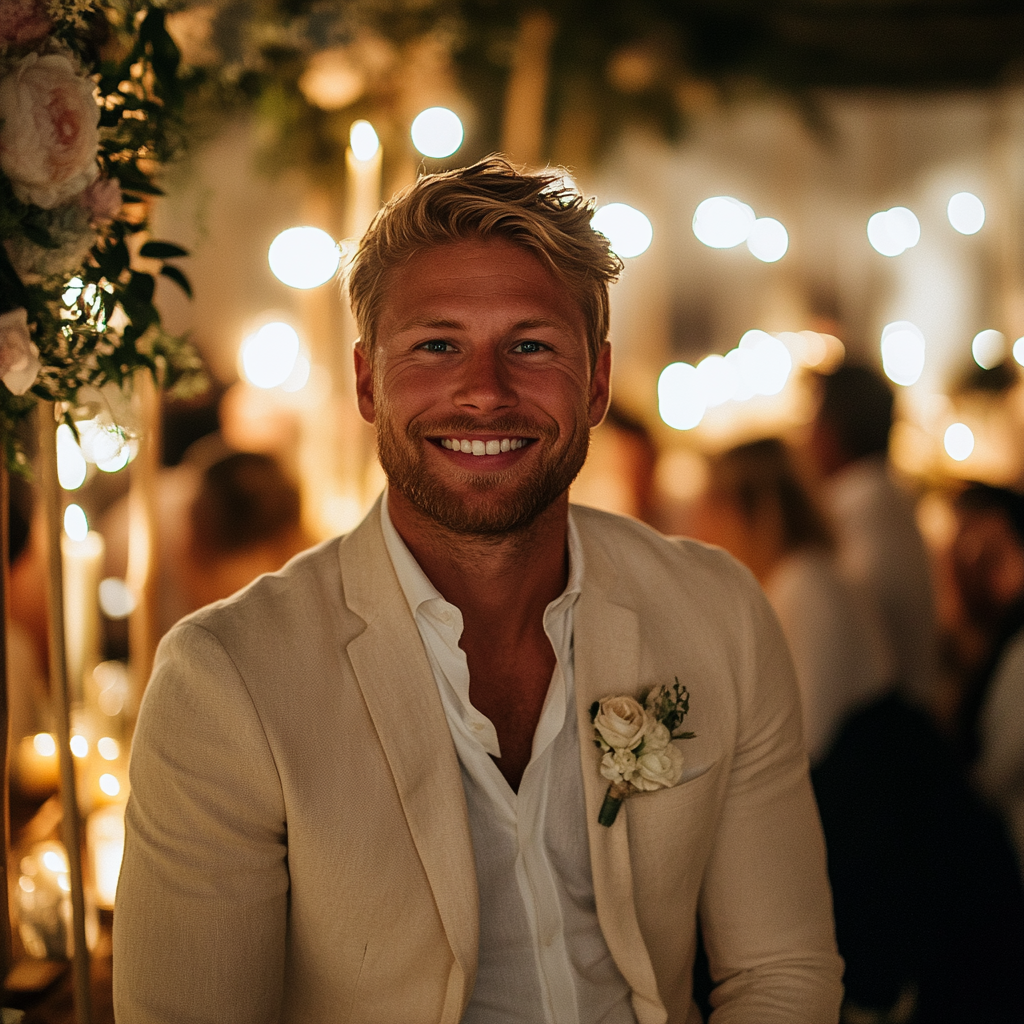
top-left (947, 192), bottom-right (985, 235)
top-left (280, 352), bottom-right (311, 393)
top-left (240, 322), bottom-right (301, 389)
top-left (736, 330), bottom-right (792, 396)
top-left (56, 423), bottom-right (87, 490)
top-left (658, 362), bottom-right (705, 430)
top-left (88, 805), bottom-right (125, 910)
top-left (63, 503), bottom-right (88, 542)
top-left (591, 203), bottom-right (653, 258)
top-left (99, 577), bottom-right (135, 619)
top-left (70, 735), bottom-right (88, 758)
top-left (99, 774), bottom-right (121, 797)
top-left (868, 207), bottom-right (920, 257)
top-left (411, 107), bottom-right (463, 158)
top-left (746, 217), bottom-right (788, 262)
top-left (268, 227), bottom-right (340, 290)
top-left (692, 196), bottom-right (756, 249)
top-left (944, 423), bottom-right (974, 461)
top-left (349, 119), bottom-right (379, 161)
top-left (97, 737), bottom-right (120, 761)
top-left (33, 733), bottom-right (56, 757)
top-left (972, 329), bottom-right (1005, 370)
top-left (42, 850), bottom-right (68, 873)
top-left (881, 321), bottom-right (925, 386)
top-left (696, 354), bottom-right (737, 407)
top-left (1014, 337), bottom-right (1024, 366)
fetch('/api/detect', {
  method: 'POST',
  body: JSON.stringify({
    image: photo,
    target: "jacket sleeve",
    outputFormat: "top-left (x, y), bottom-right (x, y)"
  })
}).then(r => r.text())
top-left (700, 583), bottom-right (845, 1024)
top-left (113, 620), bottom-right (289, 1024)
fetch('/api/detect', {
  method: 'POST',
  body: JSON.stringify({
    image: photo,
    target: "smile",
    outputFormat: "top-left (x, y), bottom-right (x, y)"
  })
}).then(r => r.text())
top-left (438, 438), bottom-right (528, 456)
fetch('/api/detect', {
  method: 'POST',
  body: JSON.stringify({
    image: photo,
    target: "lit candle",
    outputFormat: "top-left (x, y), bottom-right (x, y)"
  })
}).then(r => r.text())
top-left (62, 529), bottom-right (105, 702)
top-left (87, 803), bottom-right (126, 910)
top-left (345, 120), bottom-right (382, 240)
top-left (14, 732), bottom-right (60, 798)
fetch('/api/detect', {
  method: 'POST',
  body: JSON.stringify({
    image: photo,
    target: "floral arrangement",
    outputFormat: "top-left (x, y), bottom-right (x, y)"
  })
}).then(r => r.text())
top-left (591, 679), bottom-right (695, 827)
top-left (0, 0), bottom-right (204, 472)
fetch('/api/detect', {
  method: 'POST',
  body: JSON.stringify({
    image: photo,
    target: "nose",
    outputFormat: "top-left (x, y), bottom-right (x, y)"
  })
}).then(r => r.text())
top-left (452, 346), bottom-right (517, 414)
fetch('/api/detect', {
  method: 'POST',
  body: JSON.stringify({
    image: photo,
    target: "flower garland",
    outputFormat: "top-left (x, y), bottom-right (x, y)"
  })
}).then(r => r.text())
top-left (0, 0), bottom-right (204, 472)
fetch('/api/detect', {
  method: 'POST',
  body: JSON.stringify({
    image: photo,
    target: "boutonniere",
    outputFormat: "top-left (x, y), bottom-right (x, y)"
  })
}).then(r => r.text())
top-left (590, 679), bottom-right (695, 827)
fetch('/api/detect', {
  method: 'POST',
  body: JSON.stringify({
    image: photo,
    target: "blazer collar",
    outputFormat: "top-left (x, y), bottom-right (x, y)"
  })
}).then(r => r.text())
top-left (574, 517), bottom-right (666, 1024)
top-left (338, 498), bottom-right (478, 1020)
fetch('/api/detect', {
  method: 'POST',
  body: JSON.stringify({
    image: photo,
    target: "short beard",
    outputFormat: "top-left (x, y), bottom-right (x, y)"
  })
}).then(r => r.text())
top-left (376, 408), bottom-right (591, 536)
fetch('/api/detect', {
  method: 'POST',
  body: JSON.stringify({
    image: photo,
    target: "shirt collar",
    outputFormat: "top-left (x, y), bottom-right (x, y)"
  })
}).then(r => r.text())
top-left (380, 489), bottom-right (584, 621)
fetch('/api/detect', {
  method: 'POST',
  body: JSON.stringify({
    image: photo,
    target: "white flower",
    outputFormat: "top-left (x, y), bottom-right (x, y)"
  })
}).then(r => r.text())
top-left (594, 695), bottom-right (648, 751)
top-left (600, 748), bottom-right (639, 785)
top-left (0, 52), bottom-right (100, 210)
top-left (0, 308), bottom-right (41, 395)
top-left (634, 742), bottom-right (685, 792)
top-left (643, 720), bottom-right (671, 752)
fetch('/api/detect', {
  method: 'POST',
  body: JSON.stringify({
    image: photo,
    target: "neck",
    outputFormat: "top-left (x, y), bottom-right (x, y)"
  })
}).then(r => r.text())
top-left (387, 489), bottom-right (571, 635)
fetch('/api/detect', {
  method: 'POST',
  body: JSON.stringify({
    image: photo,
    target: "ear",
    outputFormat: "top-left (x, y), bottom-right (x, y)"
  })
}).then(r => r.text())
top-left (588, 342), bottom-right (612, 428)
top-left (353, 340), bottom-right (375, 424)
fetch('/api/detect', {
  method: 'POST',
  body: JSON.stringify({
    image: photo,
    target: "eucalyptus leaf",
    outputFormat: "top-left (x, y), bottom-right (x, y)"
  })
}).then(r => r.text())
top-left (140, 241), bottom-right (190, 259)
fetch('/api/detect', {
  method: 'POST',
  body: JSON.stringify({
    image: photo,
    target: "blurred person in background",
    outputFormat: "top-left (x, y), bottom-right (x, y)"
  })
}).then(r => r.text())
top-left (694, 436), bottom-right (890, 764)
top-left (181, 451), bottom-right (313, 610)
top-left (947, 481), bottom-right (1024, 880)
top-left (808, 364), bottom-right (940, 712)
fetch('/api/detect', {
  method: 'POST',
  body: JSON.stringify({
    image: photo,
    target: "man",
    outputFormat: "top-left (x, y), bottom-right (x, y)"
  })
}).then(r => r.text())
top-left (808, 364), bottom-right (938, 708)
top-left (114, 158), bottom-right (842, 1023)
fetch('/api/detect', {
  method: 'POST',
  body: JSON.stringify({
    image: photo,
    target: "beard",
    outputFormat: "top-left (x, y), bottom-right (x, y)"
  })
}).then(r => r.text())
top-left (376, 405), bottom-right (591, 536)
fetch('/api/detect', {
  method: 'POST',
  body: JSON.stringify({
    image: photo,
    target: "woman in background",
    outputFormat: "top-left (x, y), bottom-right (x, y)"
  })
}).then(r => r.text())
top-left (694, 436), bottom-right (890, 764)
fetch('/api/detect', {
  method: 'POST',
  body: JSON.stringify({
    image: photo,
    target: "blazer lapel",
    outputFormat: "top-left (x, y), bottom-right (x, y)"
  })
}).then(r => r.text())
top-left (339, 502), bottom-right (478, 1018)
top-left (575, 528), bottom-right (667, 1024)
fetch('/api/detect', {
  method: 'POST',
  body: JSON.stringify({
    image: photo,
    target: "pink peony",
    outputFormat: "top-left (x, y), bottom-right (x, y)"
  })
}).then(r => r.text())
top-left (0, 0), bottom-right (51, 45)
top-left (0, 52), bottom-right (100, 210)
top-left (80, 176), bottom-right (122, 225)
top-left (0, 308), bottom-right (41, 395)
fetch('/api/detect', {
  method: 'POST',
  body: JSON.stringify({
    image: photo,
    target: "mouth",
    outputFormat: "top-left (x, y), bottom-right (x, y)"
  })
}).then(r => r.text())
top-left (434, 436), bottom-right (532, 457)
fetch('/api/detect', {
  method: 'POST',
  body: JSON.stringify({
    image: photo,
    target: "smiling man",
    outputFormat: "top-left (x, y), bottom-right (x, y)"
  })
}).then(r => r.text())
top-left (114, 158), bottom-right (843, 1024)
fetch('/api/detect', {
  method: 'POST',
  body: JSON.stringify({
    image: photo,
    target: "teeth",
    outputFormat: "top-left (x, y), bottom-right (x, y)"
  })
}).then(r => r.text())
top-left (440, 438), bottom-right (525, 454)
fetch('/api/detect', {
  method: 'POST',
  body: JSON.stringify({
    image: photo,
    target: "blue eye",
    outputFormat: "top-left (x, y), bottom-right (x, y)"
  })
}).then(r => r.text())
top-left (421, 340), bottom-right (452, 353)
top-left (515, 341), bottom-right (544, 353)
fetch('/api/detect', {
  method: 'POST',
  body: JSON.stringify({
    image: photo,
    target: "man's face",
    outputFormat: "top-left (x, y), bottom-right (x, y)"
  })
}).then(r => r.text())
top-left (354, 237), bottom-right (611, 535)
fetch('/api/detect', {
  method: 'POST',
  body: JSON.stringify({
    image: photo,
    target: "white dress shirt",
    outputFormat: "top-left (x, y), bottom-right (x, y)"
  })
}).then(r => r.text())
top-left (380, 494), bottom-right (636, 1024)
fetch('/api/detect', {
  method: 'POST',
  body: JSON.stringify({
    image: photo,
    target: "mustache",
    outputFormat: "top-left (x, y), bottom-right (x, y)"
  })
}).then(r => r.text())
top-left (408, 416), bottom-right (556, 439)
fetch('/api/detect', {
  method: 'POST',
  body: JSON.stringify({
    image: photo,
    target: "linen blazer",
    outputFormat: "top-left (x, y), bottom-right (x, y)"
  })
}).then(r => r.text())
top-left (113, 502), bottom-right (843, 1024)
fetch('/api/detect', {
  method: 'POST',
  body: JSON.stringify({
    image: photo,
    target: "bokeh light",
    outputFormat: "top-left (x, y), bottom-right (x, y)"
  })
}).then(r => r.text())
top-left (349, 119), bottom-right (379, 161)
top-left (591, 203), bottom-right (653, 258)
top-left (1014, 337), bottom-right (1024, 366)
top-left (867, 207), bottom-right (920, 257)
top-left (63, 503), bottom-right (88, 542)
top-left (692, 196), bottom-right (756, 249)
top-left (280, 352), bottom-right (312, 393)
top-left (70, 735), bottom-right (88, 758)
top-left (971, 329), bottom-right (1005, 370)
top-left (658, 362), bottom-right (705, 430)
top-left (33, 733), bottom-right (56, 757)
top-left (411, 107), bottom-right (463, 158)
top-left (99, 774), bottom-right (121, 797)
top-left (240, 322), bottom-right (301, 389)
top-left (696, 354), bottom-right (737, 407)
top-left (735, 330), bottom-right (792, 395)
top-left (97, 737), bottom-right (120, 761)
top-left (881, 320), bottom-right (926, 386)
top-left (268, 227), bottom-right (340, 289)
top-left (947, 192), bottom-right (985, 235)
top-left (944, 423), bottom-right (974, 461)
top-left (99, 577), bottom-right (135, 619)
top-left (746, 217), bottom-right (789, 262)
top-left (56, 423), bottom-right (87, 490)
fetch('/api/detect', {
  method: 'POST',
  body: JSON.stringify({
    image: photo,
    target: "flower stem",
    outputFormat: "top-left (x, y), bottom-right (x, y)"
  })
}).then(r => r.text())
top-left (598, 782), bottom-right (630, 827)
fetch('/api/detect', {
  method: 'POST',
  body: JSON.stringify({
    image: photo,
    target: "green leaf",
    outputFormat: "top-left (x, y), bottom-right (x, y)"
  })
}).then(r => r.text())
top-left (140, 241), bottom-right (189, 259)
top-left (160, 264), bottom-right (193, 298)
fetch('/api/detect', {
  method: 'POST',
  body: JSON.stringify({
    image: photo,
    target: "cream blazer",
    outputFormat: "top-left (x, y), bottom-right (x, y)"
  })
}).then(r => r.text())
top-left (113, 502), bottom-right (842, 1024)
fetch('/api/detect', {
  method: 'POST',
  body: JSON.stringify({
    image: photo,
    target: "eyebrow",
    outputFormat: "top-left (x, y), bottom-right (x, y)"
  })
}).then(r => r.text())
top-left (394, 315), bottom-right (570, 334)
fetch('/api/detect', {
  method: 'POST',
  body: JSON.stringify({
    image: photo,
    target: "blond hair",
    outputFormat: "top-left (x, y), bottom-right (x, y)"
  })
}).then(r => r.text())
top-left (347, 156), bottom-right (622, 369)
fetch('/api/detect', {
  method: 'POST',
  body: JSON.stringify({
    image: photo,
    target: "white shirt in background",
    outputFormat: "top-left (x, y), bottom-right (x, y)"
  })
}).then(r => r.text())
top-left (380, 494), bottom-right (637, 1024)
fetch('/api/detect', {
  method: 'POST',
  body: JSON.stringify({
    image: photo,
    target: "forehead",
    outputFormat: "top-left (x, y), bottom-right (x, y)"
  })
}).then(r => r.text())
top-left (375, 237), bottom-right (586, 339)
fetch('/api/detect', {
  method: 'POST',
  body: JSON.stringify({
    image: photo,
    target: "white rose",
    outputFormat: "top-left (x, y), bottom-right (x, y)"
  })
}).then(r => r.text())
top-left (594, 696), bottom-right (648, 751)
top-left (642, 720), bottom-right (671, 752)
top-left (0, 308), bottom-right (40, 395)
top-left (634, 741), bottom-right (685, 792)
top-left (0, 52), bottom-right (100, 210)
top-left (600, 748), bottom-right (639, 785)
